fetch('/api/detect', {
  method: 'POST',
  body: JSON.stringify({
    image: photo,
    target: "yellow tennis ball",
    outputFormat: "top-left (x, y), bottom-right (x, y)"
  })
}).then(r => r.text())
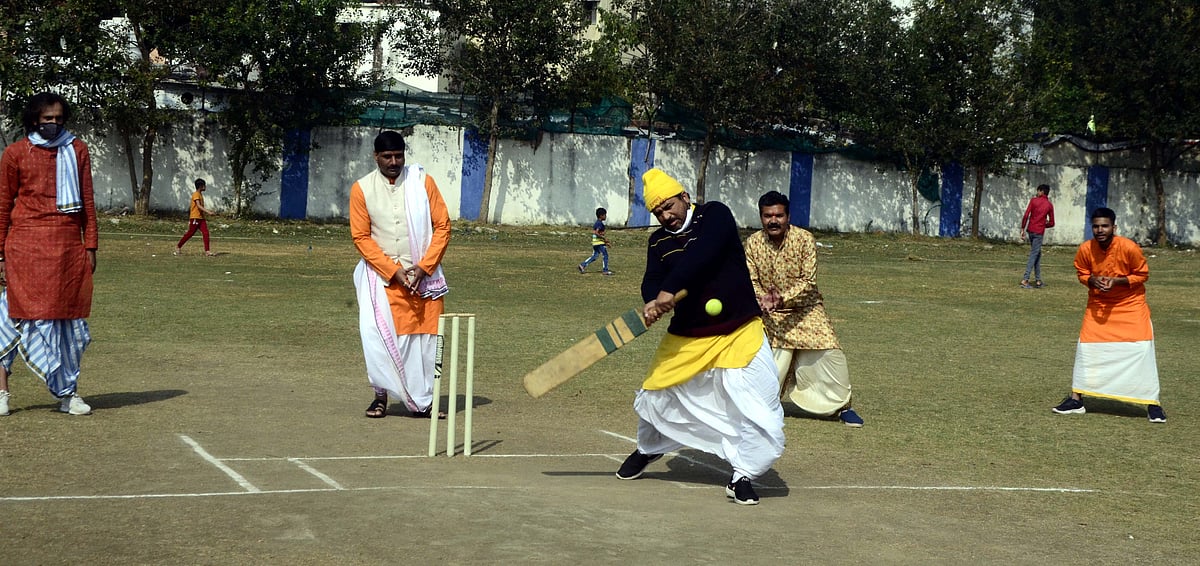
top-left (705, 298), bottom-right (723, 316)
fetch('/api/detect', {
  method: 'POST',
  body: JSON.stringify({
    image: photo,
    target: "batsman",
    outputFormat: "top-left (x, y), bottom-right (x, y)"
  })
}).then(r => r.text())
top-left (614, 168), bottom-right (785, 506)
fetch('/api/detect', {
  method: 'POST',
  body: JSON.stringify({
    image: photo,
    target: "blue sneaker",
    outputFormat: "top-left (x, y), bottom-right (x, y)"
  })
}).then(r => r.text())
top-left (1147, 405), bottom-right (1167, 424)
top-left (838, 408), bottom-right (864, 427)
top-left (1052, 396), bottom-right (1086, 415)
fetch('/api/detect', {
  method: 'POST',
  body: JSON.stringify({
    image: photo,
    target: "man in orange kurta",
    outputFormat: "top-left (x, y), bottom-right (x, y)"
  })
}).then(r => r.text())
top-left (1052, 207), bottom-right (1165, 423)
top-left (0, 92), bottom-right (98, 416)
top-left (351, 131), bottom-right (451, 419)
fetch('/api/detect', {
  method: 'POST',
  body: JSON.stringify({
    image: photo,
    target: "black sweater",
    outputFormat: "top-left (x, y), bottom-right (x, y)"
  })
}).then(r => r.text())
top-left (641, 201), bottom-right (762, 337)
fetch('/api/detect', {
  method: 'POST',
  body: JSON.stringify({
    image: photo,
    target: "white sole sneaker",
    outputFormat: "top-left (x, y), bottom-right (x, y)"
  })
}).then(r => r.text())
top-left (59, 394), bottom-right (92, 415)
top-left (0, 390), bottom-right (10, 416)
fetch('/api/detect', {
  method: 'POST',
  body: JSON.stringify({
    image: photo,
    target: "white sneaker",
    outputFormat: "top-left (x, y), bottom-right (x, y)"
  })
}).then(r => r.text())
top-left (0, 390), bottom-right (10, 416)
top-left (59, 394), bottom-right (92, 415)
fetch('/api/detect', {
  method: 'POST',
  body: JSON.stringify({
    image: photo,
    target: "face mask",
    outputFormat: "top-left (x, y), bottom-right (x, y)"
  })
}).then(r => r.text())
top-left (36, 122), bottom-right (62, 139)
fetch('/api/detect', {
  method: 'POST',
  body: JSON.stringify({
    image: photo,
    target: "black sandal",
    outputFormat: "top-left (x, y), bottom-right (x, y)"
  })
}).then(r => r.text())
top-left (411, 407), bottom-right (447, 420)
top-left (365, 397), bottom-right (387, 418)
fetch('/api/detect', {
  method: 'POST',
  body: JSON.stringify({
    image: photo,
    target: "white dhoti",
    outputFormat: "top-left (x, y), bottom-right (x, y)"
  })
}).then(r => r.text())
top-left (1072, 340), bottom-right (1160, 405)
top-left (633, 339), bottom-right (785, 480)
top-left (774, 348), bottom-right (851, 416)
top-left (354, 260), bottom-right (436, 412)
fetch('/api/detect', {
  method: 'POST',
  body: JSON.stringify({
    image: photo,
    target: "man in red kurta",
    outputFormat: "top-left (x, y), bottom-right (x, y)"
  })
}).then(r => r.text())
top-left (0, 92), bottom-right (99, 416)
top-left (351, 131), bottom-right (451, 419)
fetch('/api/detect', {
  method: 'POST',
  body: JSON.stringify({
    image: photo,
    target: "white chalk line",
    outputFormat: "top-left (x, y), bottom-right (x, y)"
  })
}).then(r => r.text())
top-left (0, 485), bottom-right (525, 502)
top-left (597, 429), bottom-right (1096, 494)
top-left (179, 434), bottom-right (260, 493)
top-left (0, 433), bottom-right (1096, 502)
top-left (288, 458), bottom-right (344, 490)
top-left (599, 429), bottom-right (732, 490)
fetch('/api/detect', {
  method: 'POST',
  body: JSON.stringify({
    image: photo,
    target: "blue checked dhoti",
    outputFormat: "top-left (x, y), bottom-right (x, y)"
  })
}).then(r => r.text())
top-left (0, 290), bottom-right (91, 397)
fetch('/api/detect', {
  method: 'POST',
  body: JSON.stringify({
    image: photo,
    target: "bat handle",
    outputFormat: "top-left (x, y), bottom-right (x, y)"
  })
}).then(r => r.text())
top-left (673, 289), bottom-right (688, 301)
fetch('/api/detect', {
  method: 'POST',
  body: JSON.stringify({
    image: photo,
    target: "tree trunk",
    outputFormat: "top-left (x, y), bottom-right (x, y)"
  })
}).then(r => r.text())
top-left (1150, 144), bottom-right (1168, 246)
top-left (479, 101), bottom-right (501, 223)
top-left (135, 125), bottom-right (157, 216)
top-left (231, 140), bottom-right (246, 218)
top-left (971, 165), bottom-right (984, 239)
top-left (119, 129), bottom-right (139, 211)
top-left (232, 165), bottom-right (246, 218)
top-left (905, 154), bottom-right (920, 235)
top-left (696, 126), bottom-right (715, 202)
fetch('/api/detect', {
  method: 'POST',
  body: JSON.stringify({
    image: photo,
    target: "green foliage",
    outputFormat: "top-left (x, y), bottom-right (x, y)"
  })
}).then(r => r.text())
top-left (1019, 0), bottom-right (1200, 142)
top-left (0, 1), bottom-right (206, 213)
top-left (392, 0), bottom-right (587, 134)
top-left (190, 0), bottom-right (382, 217)
top-left (390, 0), bottom-right (590, 222)
top-left (1019, 0), bottom-right (1200, 244)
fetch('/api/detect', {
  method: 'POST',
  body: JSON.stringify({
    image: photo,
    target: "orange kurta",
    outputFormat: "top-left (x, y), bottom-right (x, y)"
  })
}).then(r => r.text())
top-left (0, 137), bottom-right (98, 319)
top-left (349, 171), bottom-right (450, 334)
top-left (188, 190), bottom-right (206, 219)
top-left (1074, 235), bottom-right (1151, 343)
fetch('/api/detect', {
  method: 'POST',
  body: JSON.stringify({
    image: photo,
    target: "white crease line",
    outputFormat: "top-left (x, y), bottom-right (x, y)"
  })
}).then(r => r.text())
top-left (221, 453), bottom-right (623, 461)
top-left (802, 485), bottom-right (1097, 493)
top-left (288, 458), bottom-right (344, 490)
top-left (0, 482), bottom-right (1094, 503)
top-left (179, 435), bottom-right (260, 493)
top-left (0, 485), bottom-right (526, 502)
top-left (599, 429), bottom-right (1094, 494)
top-left (675, 485), bottom-right (1095, 493)
top-left (600, 429), bottom-right (739, 477)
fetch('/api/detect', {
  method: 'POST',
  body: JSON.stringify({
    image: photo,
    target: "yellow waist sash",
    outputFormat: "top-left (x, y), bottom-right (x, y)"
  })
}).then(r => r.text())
top-left (641, 318), bottom-right (765, 390)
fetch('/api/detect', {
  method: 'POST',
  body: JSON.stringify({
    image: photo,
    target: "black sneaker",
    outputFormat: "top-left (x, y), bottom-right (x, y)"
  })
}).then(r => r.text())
top-left (1051, 396), bottom-right (1085, 415)
top-left (725, 477), bottom-right (759, 505)
top-left (1148, 405), bottom-right (1167, 424)
top-left (615, 450), bottom-right (662, 480)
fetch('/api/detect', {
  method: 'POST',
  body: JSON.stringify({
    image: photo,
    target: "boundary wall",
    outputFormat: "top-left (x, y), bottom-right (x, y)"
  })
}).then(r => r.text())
top-left (16, 120), bottom-right (1200, 246)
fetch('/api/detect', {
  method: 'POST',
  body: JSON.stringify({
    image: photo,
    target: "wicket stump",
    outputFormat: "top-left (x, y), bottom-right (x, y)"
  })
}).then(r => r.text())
top-left (428, 313), bottom-right (476, 456)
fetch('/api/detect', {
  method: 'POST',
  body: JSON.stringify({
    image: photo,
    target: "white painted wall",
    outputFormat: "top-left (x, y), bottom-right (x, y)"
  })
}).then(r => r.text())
top-left (9, 118), bottom-right (1198, 246)
top-left (489, 133), bottom-right (632, 226)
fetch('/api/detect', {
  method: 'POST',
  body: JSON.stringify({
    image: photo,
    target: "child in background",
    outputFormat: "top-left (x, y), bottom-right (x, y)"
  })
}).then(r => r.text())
top-left (175, 178), bottom-right (215, 256)
top-left (577, 207), bottom-right (612, 275)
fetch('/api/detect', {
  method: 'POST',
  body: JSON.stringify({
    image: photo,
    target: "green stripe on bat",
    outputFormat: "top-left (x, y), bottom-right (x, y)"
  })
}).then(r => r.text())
top-left (595, 327), bottom-right (618, 353)
top-left (594, 310), bottom-right (648, 354)
top-left (620, 309), bottom-right (647, 336)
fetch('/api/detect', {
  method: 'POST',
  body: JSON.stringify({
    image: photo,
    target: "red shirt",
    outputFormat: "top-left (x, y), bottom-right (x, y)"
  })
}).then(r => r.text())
top-left (1021, 194), bottom-right (1055, 235)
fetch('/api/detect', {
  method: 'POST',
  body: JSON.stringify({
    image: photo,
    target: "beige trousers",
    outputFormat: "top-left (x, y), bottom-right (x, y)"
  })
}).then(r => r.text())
top-left (773, 348), bottom-right (851, 416)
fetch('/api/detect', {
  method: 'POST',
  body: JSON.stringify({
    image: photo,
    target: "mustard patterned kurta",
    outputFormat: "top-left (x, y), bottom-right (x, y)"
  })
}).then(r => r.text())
top-left (744, 226), bottom-right (840, 350)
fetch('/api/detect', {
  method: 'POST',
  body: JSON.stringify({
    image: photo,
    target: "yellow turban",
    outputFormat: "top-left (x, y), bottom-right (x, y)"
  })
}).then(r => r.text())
top-left (642, 168), bottom-right (685, 211)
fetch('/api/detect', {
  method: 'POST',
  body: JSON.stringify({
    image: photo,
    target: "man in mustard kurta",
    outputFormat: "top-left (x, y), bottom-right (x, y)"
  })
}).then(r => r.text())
top-left (745, 191), bottom-right (863, 427)
top-left (350, 131), bottom-right (451, 419)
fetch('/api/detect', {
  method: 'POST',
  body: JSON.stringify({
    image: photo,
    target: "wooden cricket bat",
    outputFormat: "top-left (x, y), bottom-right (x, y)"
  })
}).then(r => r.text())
top-left (522, 289), bottom-right (687, 398)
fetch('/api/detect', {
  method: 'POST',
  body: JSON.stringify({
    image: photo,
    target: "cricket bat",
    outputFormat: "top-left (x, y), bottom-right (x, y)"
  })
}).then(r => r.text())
top-left (522, 289), bottom-right (687, 398)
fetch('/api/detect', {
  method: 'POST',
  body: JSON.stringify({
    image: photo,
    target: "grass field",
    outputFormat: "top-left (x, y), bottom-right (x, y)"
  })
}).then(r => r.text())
top-left (0, 213), bottom-right (1197, 564)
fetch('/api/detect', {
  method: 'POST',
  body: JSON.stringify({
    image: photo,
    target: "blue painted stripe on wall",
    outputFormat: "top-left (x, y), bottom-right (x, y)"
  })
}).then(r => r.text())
top-left (788, 152), bottom-right (813, 227)
top-left (940, 161), bottom-right (963, 237)
top-left (1085, 165), bottom-right (1110, 240)
top-left (459, 128), bottom-right (489, 221)
top-left (279, 129), bottom-right (311, 219)
top-left (629, 138), bottom-right (655, 226)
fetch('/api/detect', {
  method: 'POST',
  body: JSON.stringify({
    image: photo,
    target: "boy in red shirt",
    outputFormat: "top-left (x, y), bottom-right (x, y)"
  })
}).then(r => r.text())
top-left (1020, 184), bottom-right (1055, 288)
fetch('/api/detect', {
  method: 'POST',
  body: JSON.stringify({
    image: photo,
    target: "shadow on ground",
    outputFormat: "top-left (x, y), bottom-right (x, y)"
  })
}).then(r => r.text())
top-left (88, 389), bottom-right (188, 409)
